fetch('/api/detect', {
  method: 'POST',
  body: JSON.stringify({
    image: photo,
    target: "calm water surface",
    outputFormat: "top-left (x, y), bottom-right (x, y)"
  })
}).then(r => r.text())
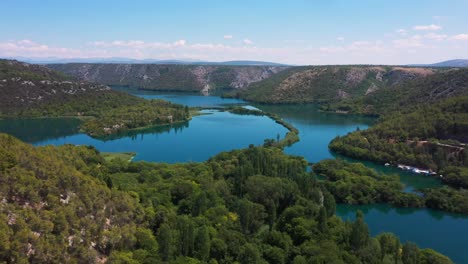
top-left (252, 103), bottom-right (467, 264)
top-left (1, 89), bottom-right (467, 263)
top-left (1, 110), bottom-right (287, 163)
top-left (112, 86), bottom-right (246, 107)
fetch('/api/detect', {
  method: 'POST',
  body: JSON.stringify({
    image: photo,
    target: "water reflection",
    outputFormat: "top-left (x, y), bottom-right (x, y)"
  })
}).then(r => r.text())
top-left (111, 86), bottom-right (247, 107)
top-left (0, 118), bottom-right (81, 143)
top-left (99, 120), bottom-right (190, 141)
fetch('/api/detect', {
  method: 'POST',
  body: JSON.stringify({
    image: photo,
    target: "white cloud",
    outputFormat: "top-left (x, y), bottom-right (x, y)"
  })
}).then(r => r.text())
top-left (393, 36), bottom-right (423, 48)
top-left (0, 39), bottom-right (88, 58)
top-left (336, 37), bottom-right (345, 41)
top-left (319, 46), bottom-right (345, 53)
top-left (452, 34), bottom-right (468, 40)
top-left (396, 29), bottom-right (408, 35)
top-left (320, 41), bottom-right (385, 54)
top-left (243, 39), bottom-right (253, 45)
top-left (2, 35), bottom-right (468, 66)
top-left (432, 16), bottom-right (448, 21)
top-left (424, 33), bottom-right (447, 41)
top-left (413, 24), bottom-right (442, 31)
top-left (173, 39), bottom-right (186, 46)
top-left (224, 35), bottom-right (233, 39)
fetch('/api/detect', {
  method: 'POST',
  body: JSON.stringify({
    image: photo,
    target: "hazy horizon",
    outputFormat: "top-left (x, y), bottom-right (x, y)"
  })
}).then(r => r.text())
top-left (1, 0), bottom-right (468, 65)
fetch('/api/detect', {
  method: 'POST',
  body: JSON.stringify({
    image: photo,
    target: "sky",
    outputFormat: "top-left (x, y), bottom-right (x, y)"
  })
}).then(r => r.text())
top-left (1, 0), bottom-right (468, 65)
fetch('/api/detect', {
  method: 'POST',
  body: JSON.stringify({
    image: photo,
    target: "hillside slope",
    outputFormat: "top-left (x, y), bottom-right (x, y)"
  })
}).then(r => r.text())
top-left (0, 134), bottom-right (147, 263)
top-left (0, 59), bottom-right (138, 116)
top-left (234, 65), bottom-right (438, 103)
top-left (430, 59), bottom-right (468, 67)
top-left (0, 60), bottom-right (190, 138)
top-left (0, 134), bottom-right (454, 263)
top-left (329, 68), bottom-right (468, 115)
top-left (47, 63), bottom-right (287, 93)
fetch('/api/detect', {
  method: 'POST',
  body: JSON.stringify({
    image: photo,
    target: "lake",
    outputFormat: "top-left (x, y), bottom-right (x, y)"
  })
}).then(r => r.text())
top-left (0, 89), bottom-right (467, 263)
top-left (0, 110), bottom-right (288, 163)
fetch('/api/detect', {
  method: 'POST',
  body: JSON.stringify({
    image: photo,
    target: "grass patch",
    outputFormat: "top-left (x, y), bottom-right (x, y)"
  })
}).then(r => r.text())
top-left (101, 152), bottom-right (136, 162)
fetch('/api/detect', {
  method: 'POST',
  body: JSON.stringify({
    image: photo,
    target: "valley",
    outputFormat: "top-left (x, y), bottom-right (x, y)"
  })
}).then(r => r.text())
top-left (1, 60), bottom-right (467, 263)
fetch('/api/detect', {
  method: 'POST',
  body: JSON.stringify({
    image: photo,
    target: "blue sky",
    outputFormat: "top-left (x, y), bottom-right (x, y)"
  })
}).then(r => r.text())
top-left (1, 0), bottom-right (467, 64)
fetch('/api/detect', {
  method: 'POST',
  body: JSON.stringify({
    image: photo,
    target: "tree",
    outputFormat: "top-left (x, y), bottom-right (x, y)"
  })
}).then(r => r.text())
top-left (263, 246), bottom-right (285, 264)
top-left (323, 191), bottom-right (336, 217)
top-left (350, 211), bottom-right (369, 251)
top-left (238, 243), bottom-right (261, 264)
top-left (176, 216), bottom-right (195, 257)
top-left (292, 255), bottom-right (307, 264)
top-left (0, 218), bottom-right (11, 260)
top-left (402, 242), bottom-right (420, 264)
top-left (237, 199), bottom-right (266, 234)
top-left (108, 251), bottom-right (139, 264)
top-left (158, 223), bottom-right (173, 261)
top-left (194, 225), bottom-right (210, 261)
top-left (106, 176), bottom-right (114, 189)
top-left (318, 207), bottom-right (328, 234)
top-left (377, 233), bottom-right (400, 261)
top-left (359, 238), bottom-right (381, 264)
top-left (192, 192), bottom-right (208, 217)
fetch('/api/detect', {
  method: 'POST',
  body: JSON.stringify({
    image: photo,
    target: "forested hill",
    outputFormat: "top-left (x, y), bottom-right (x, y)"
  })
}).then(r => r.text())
top-left (47, 63), bottom-right (287, 92)
top-left (0, 59), bottom-right (190, 138)
top-left (0, 133), bottom-right (146, 263)
top-left (0, 59), bottom-right (138, 116)
top-left (329, 68), bottom-right (468, 115)
top-left (232, 65), bottom-right (440, 103)
top-left (0, 134), bottom-right (454, 263)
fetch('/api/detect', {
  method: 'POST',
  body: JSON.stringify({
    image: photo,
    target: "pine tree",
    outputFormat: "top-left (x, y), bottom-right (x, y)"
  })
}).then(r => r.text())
top-left (158, 223), bottom-right (173, 261)
top-left (402, 242), bottom-right (420, 264)
top-left (318, 207), bottom-right (328, 234)
top-left (350, 210), bottom-right (369, 251)
top-left (195, 225), bottom-right (210, 261)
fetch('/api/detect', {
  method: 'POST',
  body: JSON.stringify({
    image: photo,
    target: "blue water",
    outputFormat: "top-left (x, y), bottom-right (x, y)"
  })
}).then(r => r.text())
top-left (112, 86), bottom-right (246, 107)
top-left (0, 89), bottom-right (467, 263)
top-left (253, 104), bottom-right (373, 163)
top-left (337, 204), bottom-right (468, 263)
top-left (21, 110), bottom-right (288, 163)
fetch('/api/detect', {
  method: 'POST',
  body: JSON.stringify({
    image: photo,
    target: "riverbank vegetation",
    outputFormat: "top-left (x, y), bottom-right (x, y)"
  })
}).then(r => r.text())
top-left (0, 59), bottom-right (191, 139)
top-left (329, 97), bottom-right (468, 182)
top-left (227, 106), bottom-right (300, 148)
top-left (327, 97), bottom-right (468, 214)
top-left (80, 100), bottom-right (190, 138)
top-left (313, 159), bottom-right (468, 214)
top-left (0, 133), bottom-right (453, 263)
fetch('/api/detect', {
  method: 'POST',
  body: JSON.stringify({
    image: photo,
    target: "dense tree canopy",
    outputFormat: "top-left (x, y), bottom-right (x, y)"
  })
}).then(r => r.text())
top-left (313, 159), bottom-right (468, 214)
top-left (0, 134), bottom-right (455, 263)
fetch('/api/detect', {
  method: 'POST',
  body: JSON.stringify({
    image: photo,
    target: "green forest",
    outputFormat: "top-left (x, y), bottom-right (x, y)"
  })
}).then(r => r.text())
top-left (313, 159), bottom-right (468, 214)
top-left (0, 60), bottom-right (191, 139)
top-left (0, 134), bottom-right (454, 263)
top-left (230, 66), bottom-right (447, 105)
top-left (330, 96), bottom-right (468, 175)
top-left (328, 96), bottom-right (468, 214)
top-left (325, 69), bottom-right (468, 115)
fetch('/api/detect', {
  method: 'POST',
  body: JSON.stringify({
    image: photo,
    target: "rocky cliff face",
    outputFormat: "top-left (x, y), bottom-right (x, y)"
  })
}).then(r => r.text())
top-left (239, 65), bottom-right (441, 103)
top-left (47, 63), bottom-right (288, 93)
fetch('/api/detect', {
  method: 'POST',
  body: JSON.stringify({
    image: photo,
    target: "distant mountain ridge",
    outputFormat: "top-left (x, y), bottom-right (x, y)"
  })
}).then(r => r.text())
top-left (411, 59), bottom-right (468, 67)
top-left (7, 56), bottom-right (288, 66)
top-left (47, 63), bottom-right (288, 92)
